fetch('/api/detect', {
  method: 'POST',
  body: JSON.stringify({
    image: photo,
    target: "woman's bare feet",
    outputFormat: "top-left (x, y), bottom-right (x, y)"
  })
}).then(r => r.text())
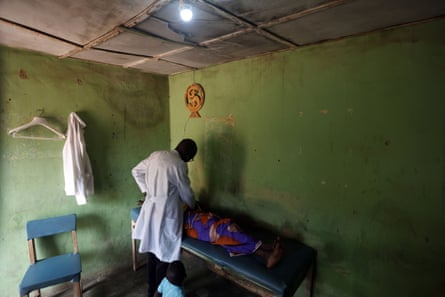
top-left (273, 236), bottom-right (281, 249)
top-left (262, 236), bottom-right (282, 251)
top-left (266, 241), bottom-right (284, 269)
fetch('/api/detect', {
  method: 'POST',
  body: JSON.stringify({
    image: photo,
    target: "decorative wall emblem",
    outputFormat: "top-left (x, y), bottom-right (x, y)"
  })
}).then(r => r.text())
top-left (185, 83), bottom-right (205, 118)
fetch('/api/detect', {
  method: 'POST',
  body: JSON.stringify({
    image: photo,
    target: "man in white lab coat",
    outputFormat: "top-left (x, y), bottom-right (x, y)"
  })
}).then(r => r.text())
top-left (131, 139), bottom-right (197, 297)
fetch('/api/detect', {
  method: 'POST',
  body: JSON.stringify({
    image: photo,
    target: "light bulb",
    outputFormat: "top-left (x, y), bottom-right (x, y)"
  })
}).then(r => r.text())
top-left (180, 5), bottom-right (193, 22)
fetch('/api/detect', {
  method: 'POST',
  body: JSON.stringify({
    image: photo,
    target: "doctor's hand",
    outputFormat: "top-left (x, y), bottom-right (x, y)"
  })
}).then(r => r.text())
top-left (137, 192), bottom-right (146, 206)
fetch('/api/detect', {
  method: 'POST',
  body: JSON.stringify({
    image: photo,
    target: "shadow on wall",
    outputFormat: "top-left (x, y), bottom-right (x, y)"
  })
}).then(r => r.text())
top-left (74, 110), bottom-right (107, 199)
top-left (199, 116), bottom-right (246, 210)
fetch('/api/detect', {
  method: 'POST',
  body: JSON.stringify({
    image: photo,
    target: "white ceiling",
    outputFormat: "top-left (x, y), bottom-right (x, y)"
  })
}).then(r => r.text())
top-left (1, 0), bottom-right (444, 76)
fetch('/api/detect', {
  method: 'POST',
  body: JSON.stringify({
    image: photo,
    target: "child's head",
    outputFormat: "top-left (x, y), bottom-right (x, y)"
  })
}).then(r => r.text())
top-left (166, 260), bottom-right (187, 286)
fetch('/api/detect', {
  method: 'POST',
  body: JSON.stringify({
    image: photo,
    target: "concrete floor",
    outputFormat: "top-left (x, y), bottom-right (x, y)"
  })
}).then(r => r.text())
top-left (53, 251), bottom-right (258, 297)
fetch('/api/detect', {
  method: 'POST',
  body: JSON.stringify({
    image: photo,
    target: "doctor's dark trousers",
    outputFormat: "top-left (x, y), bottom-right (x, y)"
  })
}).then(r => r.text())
top-left (147, 252), bottom-right (169, 297)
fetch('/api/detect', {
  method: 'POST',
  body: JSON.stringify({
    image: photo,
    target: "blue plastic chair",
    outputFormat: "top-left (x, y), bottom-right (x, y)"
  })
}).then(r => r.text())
top-left (19, 214), bottom-right (82, 297)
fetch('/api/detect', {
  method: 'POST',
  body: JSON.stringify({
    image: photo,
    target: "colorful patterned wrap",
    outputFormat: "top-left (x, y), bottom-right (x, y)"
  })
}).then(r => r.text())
top-left (183, 210), bottom-right (262, 256)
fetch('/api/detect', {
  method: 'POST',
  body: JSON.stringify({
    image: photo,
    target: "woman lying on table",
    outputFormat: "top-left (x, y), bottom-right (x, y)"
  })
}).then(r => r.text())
top-left (183, 209), bottom-right (284, 269)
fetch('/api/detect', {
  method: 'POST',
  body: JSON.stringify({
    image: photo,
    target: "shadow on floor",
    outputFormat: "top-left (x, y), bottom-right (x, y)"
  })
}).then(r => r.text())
top-left (51, 251), bottom-right (258, 297)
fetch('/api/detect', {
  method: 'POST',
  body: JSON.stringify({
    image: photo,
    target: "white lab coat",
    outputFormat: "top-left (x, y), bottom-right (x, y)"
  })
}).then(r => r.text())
top-left (132, 150), bottom-right (195, 262)
top-left (63, 112), bottom-right (94, 205)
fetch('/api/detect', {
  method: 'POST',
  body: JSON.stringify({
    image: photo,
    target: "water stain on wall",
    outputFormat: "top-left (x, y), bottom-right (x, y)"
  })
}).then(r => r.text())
top-left (202, 114), bottom-right (245, 207)
top-left (105, 88), bottom-right (164, 128)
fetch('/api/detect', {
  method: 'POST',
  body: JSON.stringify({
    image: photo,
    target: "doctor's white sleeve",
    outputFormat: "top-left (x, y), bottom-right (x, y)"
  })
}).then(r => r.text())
top-left (131, 160), bottom-right (148, 193)
top-left (175, 164), bottom-right (195, 209)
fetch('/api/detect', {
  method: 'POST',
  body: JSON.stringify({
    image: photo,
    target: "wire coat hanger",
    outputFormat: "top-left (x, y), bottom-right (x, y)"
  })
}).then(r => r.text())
top-left (8, 117), bottom-right (66, 140)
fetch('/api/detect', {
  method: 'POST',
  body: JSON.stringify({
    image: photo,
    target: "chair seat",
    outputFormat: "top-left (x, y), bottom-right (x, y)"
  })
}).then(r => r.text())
top-left (131, 207), bottom-right (141, 222)
top-left (19, 253), bottom-right (81, 296)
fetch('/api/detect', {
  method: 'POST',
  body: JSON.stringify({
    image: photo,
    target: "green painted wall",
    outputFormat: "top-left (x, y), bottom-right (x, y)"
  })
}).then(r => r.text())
top-left (169, 19), bottom-right (445, 297)
top-left (0, 47), bottom-right (170, 296)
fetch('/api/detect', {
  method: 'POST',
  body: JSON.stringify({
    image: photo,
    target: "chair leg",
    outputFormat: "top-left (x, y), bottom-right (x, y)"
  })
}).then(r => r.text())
top-left (131, 220), bottom-right (137, 271)
top-left (73, 281), bottom-right (82, 297)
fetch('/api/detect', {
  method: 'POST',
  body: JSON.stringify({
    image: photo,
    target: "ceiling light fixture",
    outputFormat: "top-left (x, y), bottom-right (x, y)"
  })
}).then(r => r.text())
top-left (179, 0), bottom-right (193, 22)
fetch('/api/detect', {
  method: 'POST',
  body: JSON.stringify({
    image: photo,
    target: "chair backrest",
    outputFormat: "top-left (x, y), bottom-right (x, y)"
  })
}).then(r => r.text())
top-left (26, 214), bottom-right (78, 263)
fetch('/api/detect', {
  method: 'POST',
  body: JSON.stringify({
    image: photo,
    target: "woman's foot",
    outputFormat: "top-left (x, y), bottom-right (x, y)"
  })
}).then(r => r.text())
top-left (266, 242), bottom-right (284, 269)
top-left (273, 236), bottom-right (281, 249)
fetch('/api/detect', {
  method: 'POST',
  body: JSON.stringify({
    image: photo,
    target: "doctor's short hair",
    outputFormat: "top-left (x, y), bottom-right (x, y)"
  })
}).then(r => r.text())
top-left (175, 138), bottom-right (197, 162)
top-left (166, 260), bottom-right (187, 286)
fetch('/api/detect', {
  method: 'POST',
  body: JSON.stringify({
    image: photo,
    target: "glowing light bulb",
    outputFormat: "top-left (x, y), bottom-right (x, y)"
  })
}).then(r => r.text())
top-left (180, 5), bottom-right (193, 22)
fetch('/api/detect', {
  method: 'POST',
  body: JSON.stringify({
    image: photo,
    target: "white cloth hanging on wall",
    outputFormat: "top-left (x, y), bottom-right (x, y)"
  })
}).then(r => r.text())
top-left (63, 112), bottom-right (94, 205)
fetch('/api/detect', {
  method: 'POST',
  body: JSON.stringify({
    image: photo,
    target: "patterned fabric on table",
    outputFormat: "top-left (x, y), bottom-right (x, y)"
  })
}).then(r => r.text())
top-left (184, 211), bottom-right (262, 256)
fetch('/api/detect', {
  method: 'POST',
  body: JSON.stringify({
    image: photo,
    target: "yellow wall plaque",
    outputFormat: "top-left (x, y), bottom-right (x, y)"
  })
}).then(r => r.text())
top-left (185, 83), bottom-right (205, 118)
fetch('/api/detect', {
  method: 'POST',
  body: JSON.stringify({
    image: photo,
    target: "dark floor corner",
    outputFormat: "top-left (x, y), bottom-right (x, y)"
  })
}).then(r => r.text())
top-left (51, 251), bottom-right (258, 297)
